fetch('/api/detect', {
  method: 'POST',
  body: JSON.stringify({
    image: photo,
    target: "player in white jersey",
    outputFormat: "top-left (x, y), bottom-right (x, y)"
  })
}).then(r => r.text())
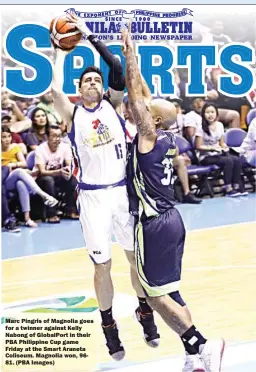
top-left (51, 11), bottom-right (160, 360)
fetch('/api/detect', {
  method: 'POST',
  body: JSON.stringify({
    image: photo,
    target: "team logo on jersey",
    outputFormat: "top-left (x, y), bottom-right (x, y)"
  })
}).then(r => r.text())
top-left (84, 119), bottom-right (114, 148)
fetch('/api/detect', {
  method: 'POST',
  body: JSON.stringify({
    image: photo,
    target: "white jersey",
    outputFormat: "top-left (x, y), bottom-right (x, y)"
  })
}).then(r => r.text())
top-left (69, 97), bottom-right (127, 186)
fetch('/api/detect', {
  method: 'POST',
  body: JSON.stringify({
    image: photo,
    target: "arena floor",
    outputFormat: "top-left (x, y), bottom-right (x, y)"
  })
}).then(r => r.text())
top-left (2, 194), bottom-right (256, 371)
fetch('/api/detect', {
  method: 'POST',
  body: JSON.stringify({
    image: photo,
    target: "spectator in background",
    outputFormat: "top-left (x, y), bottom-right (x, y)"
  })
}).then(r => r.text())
top-left (179, 66), bottom-right (241, 130)
top-left (2, 165), bottom-right (20, 232)
top-left (177, 68), bottom-right (191, 111)
top-left (178, 68), bottom-right (218, 113)
top-left (58, 120), bottom-right (76, 173)
top-left (166, 97), bottom-right (185, 136)
top-left (240, 117), bottom-right (256, 167)
top-left (184, 97), bottom-right (205, 140)
top-left (172, 148), bottom-right (202, 204)
top-left (195, 103), bottom-right (246, 197)
top-left (1, 88), bottom-right (25, 122)
top-left (1, 88), bottom-right (32, 133)
top-left (1, 112), bottom-right (12, 126)
top-left (25, 108), bottom-right (49, 151)
top-left (59, 120), bottom-right (71, 145)
top-left (1, 126), bottom-right (58, 227)
top-left (37, 92), bottom-right (62, 125)
top-left (13, 96), bottom-right (34, 116)
top-left (2, 112), bottom-right (27, 155)
top-left (210, 20), bottom-right (232, 49)
top-left (207, 68), bottom-right (242, 128)
top-left (35, 125), bottom-right (78, 223)
top-left (166, 98), bottom-right (202, 204)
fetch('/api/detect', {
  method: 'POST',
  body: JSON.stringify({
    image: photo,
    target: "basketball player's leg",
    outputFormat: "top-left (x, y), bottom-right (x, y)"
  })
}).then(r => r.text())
top-left (136, 208), bottom-right (195, 336)
top-left (148, 295), bottom-right (225, 372)
top-left (112, 186), bottom-right (160, 347)
top-left (77, 189), bottom-right (125, 360)
top-left (93, 259), bottom-right (113, 310)
top-left (138, 208), bottom-right (225, 371)
top-left (124, 250), bottom-right (145, 298)
top-left (77, 191), bottom-right (113, 308)
top-left (111, 186), bottom-right (147, 296)
top-left (147, 295), bottom-right (192, 335)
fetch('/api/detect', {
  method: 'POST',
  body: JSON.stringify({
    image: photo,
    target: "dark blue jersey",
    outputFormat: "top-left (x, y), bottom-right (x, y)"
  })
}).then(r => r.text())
top-left (127, 130), bottom-right (177, 220)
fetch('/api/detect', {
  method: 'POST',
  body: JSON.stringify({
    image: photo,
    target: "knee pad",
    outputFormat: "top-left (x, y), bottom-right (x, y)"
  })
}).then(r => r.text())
top-left (169, 291), bottom-right (186, 306)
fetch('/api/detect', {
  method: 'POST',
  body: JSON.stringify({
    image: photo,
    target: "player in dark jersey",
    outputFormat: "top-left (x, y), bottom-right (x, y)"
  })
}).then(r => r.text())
top-left (122, 25), bottom-right (225, 372)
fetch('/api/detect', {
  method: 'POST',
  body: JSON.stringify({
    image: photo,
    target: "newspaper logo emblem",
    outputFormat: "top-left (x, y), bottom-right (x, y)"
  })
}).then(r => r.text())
top-left (64, 7), bottom-right (194, 41)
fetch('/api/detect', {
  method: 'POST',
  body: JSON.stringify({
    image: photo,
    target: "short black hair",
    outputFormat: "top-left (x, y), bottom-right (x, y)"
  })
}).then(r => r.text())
top-left (1, 114), bottom-right (12, 123)
top-left (46, 124), bottom-right (61, 136)
top-left (1, 125), bottom-right (12, 134)
top-left (79, 66), bottom-right (104, 88)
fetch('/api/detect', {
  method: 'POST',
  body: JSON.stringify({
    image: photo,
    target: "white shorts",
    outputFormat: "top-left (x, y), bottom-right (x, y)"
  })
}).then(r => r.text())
top-left (77, 185), bottom-right (134, 264)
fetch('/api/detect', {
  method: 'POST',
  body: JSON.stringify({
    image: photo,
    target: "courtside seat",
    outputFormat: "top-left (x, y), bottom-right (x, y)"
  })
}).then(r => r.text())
top-left (186, 164), bottom-right (219, 175)
top-left (246, 108), bottom-right (256, 126)
top-left (175, 135), bottom-right (220, 198)
top-left (224, 128), bottom-right (247, 148)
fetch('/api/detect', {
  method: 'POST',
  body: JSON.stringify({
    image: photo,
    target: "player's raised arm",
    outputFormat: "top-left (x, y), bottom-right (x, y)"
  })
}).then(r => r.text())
top-left (122, 27), bottom-right (156, 153)
top-left (141, 74), bottom-right (152, 106)
top-left (66, 12), bottom-right (125, 110)
top-left (51, 48), bottom-right (75, 132)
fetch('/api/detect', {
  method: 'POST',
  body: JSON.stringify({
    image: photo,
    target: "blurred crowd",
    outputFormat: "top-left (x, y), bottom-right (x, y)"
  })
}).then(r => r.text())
top-left (1, 14), bottom-right (256, 232)
top-left (1, 90), bottom-right (79, 232)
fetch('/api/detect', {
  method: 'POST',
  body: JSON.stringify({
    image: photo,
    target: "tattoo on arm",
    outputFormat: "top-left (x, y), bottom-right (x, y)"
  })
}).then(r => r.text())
top-left (141, 75), bottom-right (152, 102)
top-left (129, 100), bottom-right (155, 137)
top-left (126, 47), bottom-right (155, 138)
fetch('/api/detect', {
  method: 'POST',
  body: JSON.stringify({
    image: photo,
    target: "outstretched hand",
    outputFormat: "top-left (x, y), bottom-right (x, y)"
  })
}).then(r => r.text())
top-left (65, 10), bottom-right (79, 25)
top-left (121, 19), bottom-right (133, 56)
top-left (65, 11), bottom-right (90, 36)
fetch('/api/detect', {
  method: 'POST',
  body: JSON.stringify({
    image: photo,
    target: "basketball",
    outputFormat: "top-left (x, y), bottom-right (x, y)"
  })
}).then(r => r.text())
top-left (49, 15), bottom-right (82, 51)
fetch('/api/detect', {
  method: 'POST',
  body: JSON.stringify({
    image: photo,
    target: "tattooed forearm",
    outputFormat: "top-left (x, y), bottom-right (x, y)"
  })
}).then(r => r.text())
top-left (126, 46), bottom-right (155, 137)
top-left (141, 75), bottom-right (152, 102)
top-left (129, 100), bottom-right (155, 136)
top-left (126, 46), bottom-right (143, 100)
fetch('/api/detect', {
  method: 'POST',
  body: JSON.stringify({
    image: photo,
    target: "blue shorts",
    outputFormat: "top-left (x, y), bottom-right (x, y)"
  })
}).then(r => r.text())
top-left (135, 207), bottom-right (185, 297)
